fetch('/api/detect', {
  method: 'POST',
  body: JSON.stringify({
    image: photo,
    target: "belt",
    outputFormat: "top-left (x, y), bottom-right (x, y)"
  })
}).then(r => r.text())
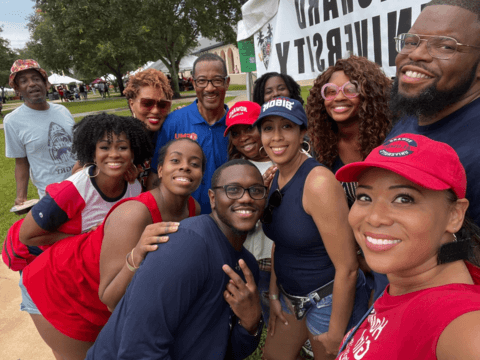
top-left (279, 280), bottom-right (334, 320)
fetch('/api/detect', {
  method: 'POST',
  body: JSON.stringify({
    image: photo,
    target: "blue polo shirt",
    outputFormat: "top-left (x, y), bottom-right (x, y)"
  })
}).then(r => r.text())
top-left (152, 100), bottom-right (229, 214)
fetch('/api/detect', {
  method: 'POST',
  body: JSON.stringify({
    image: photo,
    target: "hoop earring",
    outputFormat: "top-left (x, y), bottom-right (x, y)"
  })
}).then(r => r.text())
top-left (259, 146), bottom-right (268, 157)
top-left (83, 163), bottom-right (100, 178)
top-left (301, 140), bottom-right (311, 154)
top-left (453, 233), bottom-right (457, 243)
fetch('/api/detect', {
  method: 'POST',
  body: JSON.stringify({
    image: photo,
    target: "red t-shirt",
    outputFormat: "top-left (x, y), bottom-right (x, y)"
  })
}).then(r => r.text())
top-left (337, 262), bottom-right (480, 360)
top-left (23, 192), bottom-right (196, 342)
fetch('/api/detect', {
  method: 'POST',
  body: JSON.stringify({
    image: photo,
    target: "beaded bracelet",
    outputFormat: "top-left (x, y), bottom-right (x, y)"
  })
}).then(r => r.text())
top-left (269, 294), bottom-right (279, 300)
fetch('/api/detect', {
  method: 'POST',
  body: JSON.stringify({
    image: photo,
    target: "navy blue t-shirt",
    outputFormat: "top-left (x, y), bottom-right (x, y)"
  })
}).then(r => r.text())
top-left (86, 215), bottom-right (260, 360)
top-left (387, 97), bottom-right (480, 227)
top-left (151, 100), bottom-right (229, 214)
top-left (263, 158), bottom-right (335, 296)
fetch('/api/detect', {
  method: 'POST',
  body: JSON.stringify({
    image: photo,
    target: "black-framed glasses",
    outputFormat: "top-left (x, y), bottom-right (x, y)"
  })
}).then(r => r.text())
top-left (212, 184), bottom-right (268, 200)
top-left (261, 189), bottom-right (282, 224)
top-left (193, 76), bottom-right (228, 88)
top-left (394, 33), bottom-right (480, 60)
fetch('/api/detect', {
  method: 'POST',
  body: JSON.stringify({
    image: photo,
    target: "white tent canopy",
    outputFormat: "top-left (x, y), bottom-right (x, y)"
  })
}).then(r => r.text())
top-left (146, 55), bottom-right (198, 73)
top-left (48, 74), bottom-right (82, 85)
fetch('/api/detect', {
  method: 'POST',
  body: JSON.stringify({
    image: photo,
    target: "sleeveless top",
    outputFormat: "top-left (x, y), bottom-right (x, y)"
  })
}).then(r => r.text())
top-left (23, 192), bottom-right (196, 342)
top-left (263, 157), bottom-right (335, 296)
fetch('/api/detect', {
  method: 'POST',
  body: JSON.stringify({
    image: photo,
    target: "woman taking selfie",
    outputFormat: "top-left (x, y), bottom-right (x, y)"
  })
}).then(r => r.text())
top-left (335, 134), bottom-right (480, 359)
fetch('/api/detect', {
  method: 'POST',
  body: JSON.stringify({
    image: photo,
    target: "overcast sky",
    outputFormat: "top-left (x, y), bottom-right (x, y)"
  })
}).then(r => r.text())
top-left (1, 0), bottom-right (35, 50)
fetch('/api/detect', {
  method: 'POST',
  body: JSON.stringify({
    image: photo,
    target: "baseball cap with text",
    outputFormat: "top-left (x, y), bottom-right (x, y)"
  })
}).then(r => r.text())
top-left (254, 97), bottom-right (308, 128)
top-left (335, 133), bottom-right (466, 198)
top-left (224, 101), bottom-right (261, 137)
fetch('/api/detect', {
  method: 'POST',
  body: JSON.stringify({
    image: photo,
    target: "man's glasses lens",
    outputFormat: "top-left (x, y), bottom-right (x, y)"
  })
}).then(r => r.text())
top-left (139, 99), bottom-right (171, 110)
top-left (224, 185), bottom-right (267, 200)
top-left (194, 77), bottom-right (226, 88)
top-left (396, 33), bottom-right (458, 59)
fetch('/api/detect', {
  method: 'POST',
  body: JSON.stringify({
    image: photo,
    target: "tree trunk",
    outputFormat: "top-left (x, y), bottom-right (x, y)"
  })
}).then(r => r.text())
top-left (114, 73), bottom-right (125, 96)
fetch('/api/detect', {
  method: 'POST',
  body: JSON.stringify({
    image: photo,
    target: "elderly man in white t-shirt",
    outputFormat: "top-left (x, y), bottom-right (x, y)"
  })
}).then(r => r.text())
top-left (4, 59), bottom-right (76, 206)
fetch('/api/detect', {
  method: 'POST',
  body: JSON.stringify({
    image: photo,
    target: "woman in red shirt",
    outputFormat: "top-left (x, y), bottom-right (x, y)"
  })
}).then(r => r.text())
top-left (335, 133), bottom-right (480, 360)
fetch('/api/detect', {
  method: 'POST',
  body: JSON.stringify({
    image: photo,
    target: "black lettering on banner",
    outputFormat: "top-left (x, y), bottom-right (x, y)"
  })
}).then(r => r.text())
top-left (308, 0), bottom-right (320, 27)
top-left (358, 0), bottom-right (372, 9)
top-left (324, 0), bottom-right (339, 21)
top-left (354, 19), bottom-right (368, 57)
top-left (306, 36), bottom-right (316, 72)
top-left (276, 42), bottom-right (290, 74)
top-left (313, 33), bottom-right (326, 71)
top-left (294, 38), bottom-right (306, 73)
top-left (344, 24), bottom-right (353, 52)
top-left (326, 28), bottom-right (341, 66)
top-left (295, 0), bottom-right (307, 29)
top-left (372, 15), bottom-right (382, 65)
top-left (388, 8), bottom-right (412, 65)
top-left (341, 0), bottom-right (353, 15)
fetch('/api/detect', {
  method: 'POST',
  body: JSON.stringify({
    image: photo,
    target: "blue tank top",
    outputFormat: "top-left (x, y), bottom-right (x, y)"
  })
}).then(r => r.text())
top-left (263, 157), bottom-right (335, 296)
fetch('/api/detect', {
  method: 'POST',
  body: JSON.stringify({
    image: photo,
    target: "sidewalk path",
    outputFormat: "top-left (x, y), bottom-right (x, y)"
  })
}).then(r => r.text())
top-left (0, 262), bottom-right (53, 360)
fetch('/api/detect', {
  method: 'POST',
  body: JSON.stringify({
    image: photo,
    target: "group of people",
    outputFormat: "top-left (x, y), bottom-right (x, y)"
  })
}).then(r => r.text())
top-left (3, 0), bottom-right (480, 359)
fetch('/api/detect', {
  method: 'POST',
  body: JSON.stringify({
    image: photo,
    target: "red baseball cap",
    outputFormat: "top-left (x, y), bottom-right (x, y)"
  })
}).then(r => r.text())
top-left (335, 133), bottom-right (466, 198)
top-left (224, 101), bottom-right (261, 137)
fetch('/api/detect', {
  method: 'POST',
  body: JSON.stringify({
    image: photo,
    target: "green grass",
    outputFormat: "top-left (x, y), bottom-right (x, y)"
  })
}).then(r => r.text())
top-left (0, 135), bottom-right (38, 245)
top-left (301, 86), bottom-right (312, 104)
top-left (61, 98), bottom-right (128, 114)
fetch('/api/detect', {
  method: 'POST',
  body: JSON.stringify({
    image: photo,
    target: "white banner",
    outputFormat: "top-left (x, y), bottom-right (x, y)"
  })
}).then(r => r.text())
top-left (252, 0), bottom-right (430, 79)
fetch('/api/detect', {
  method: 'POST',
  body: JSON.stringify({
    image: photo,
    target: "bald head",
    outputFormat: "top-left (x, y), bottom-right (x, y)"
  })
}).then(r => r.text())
top-left (427, 0), bottom-right (480, 21)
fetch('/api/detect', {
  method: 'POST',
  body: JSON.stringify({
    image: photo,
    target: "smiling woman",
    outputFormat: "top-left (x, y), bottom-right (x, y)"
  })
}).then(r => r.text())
top-left (335, 133), bottom-right (480, 360)
top-left (19, 137), bottom-right (205, 360)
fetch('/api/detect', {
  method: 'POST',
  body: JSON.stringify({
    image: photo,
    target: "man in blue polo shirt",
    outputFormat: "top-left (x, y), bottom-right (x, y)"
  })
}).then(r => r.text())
top-left (150, 53), bottom-right (230, 214)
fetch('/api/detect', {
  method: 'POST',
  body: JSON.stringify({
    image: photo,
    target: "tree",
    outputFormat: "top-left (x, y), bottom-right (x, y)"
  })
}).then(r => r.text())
top-left (29, 0), bottom-right (145, 95)
top-left (138, 0), bottom-right (242, 97)
top-left (29, 0), bottom-right (242, 98)
top-left (0, 26), bottom-right (17, 101)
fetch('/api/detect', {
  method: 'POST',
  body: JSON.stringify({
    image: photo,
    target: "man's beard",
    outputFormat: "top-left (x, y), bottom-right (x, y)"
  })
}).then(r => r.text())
top-left (390, 63), bottom-right (478, 120)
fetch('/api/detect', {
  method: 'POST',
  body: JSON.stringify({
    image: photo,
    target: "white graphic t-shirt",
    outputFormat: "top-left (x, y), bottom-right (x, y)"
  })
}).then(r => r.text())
top-left (4, 103), bottom-right (76, 198)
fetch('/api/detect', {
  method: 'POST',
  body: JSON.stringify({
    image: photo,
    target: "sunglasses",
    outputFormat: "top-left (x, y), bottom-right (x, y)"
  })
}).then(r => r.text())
top-left (261, 189), bottom-right (282, 224)
top-left (138, 98), bottom-right (172, 111)
top-left (321, 81), bottom-right (359, 101)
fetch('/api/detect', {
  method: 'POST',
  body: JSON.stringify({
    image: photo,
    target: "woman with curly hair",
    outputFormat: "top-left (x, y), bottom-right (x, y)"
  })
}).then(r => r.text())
top-left (123, 68), bottom-right (174, 190)
top-left (253, 72), bottom-right (304, 106)
top-left (306, 56), bottom-right (391, 201)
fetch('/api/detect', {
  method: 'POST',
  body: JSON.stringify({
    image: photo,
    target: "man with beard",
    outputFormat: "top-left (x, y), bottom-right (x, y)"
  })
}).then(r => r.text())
top-left (388, 0), bottom-right (480, 226)
top-left (87, 159), bottom-right (265, 360)
top-left (4, 60), bottom-right (76, 205)
top-left (150, 53), bottom-right (230, 214)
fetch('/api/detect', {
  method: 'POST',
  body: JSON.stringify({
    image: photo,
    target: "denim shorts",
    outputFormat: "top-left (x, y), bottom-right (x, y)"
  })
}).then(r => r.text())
top-left (19, 271), bottom-right (42, 315)
top-left (279, 272), bottom-right (369, 336)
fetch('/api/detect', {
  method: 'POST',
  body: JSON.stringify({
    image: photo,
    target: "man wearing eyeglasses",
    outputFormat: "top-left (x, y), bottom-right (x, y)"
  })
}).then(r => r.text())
top-left (387, 0), bottom-right (480, 227)
top-left (87, 159), bottom-right (265, 360)
top-left (150, 53), bottom-right (230, 214)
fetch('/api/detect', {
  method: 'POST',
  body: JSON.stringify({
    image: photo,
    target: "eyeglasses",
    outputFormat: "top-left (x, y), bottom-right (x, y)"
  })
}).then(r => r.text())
top-left (212, 184), bottom-right (268, 200)
top-left (321, 81), bottom-right (359, 101)
top-left (394, 33), bottom-right (480, 60)
top-left (261, 189), bottom-right (282, 224)
top-left (138, 98), bottom-right (172, 111)
top-left (193, 76), bottom-right (228, 88)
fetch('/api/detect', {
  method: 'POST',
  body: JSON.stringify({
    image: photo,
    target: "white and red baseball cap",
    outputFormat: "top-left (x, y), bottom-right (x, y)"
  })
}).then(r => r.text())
top-left (335, 133), bottom-right (466, 198)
